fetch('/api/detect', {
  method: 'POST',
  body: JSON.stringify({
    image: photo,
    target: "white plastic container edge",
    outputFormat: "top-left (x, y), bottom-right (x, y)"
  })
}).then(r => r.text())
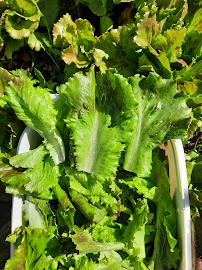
top-left (164, 140), bottom-right (192, 270)
top-left (10, 94), bottom-right (192, 269)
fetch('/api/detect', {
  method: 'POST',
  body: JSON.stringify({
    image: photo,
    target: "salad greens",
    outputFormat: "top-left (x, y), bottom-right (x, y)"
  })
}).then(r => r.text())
top-left (0, 0), bottom-right (201, 269)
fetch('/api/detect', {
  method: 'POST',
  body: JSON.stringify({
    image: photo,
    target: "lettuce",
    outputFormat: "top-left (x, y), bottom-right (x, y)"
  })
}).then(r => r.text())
top-left (5, 76), bottom-right (65, 165)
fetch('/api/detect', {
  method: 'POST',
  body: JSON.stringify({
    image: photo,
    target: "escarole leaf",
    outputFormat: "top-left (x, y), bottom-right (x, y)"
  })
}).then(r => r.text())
top-left (123, 73), bottom-right (191, 177)
top-left (5, 76), bottom-right (65, 165)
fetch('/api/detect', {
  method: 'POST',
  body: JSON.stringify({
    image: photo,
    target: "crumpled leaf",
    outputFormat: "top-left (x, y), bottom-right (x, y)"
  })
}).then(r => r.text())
top-left (70, 229), bottom-right (125, 254)
top-left (153, 28), bottom-right (187, 64)
top-left (65, 167), bottom-right (118, 213)
top-left (123, 199), bottom-right (149, 259)
top-left (5, 10), bottom-right (40, 39)
top-left (119, 177), bottom-right (159, 201)
top-left (151, 163), bottom-right (180, 269)
top-left (67, 252), bottom-right (123, 270)
top-left (1, 156), bottom-right (60, 198)
top-left (5, 226), bottom-right (61, 270)
top-left (4, 0), bottom-right (41, 40)
top-left (95, 26), bottom-right (138, 76)
top-left (53, 13), bottom-right (96, 67)
top-left (134, 13), bottom-right (163, 50)
top-left (69, 189), bottom-right (107, 223)
top-left (23, 197), bottom-right (58, 234)
top-left (5, 76), bottom-right (65, 165)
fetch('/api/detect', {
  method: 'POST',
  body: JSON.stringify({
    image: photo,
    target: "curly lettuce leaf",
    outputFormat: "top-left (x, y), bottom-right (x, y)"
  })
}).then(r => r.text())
top-left (119, 177), bottom-right (159, 201)
top-left (58, 67), bottom-right (95, 112)
top-left (65, 167), bottom-right (118, 210)
top-left (23, 197), bottom-right (58, 234)
top-left (1, 156), bottom-right (60, 198)
top-left (62, 68), bottom-right (127, 178)
top-left (70, 229), bottom-right (125, 254)
top-left (123, 73), bottom-right (191, 177)
top-left (53, 13), bottom-right (96, 67)
top-left (5, 76), bottom-right (65, 165)
top-left (4, 0), bottom-right (41, 40)
top-left (95, 26), bottom-right (138, 76)
top-left (5, 227), bottom-right (61, 270)
top-left (52, 183), bottom-right (75, 231)
top-left (151, 163), bottom-right (180, 269)
top-left (67, 252), bottom-right (123, 270)
top-left (68, 110), bottom-right (124, 178)
top-left (123, 199), bottom-right (149, 260)
top-left (69, 190), bottom-right (107, 223)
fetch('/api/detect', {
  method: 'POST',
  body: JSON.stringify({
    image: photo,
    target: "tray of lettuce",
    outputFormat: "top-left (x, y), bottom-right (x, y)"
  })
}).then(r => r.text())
top-left (0, 68), bottom-right (191, 269)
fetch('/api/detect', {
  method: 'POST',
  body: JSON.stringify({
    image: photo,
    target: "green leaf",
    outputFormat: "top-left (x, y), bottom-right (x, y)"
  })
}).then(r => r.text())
top-left (27, 32), bottom-right (43, 51)
top-left (67, 252), bottom-right (123, 270)
top-left (3, 37), bottom-right (24, 59)
top-left (52, 183), bottom-right (75, 231)
top-left (134, 13), bottom-right (163, 49)
top-left (23, 197), bottom-right (58, 233)
top-left (38, 0), bottom-right (61, 31)
top-left (69, 190), bottom-right (107, 223)
top-left (68, 110), bottom-right (124, 178)
top-left (0, 67), bottom-right (13, 96)
top-left (76, 0), bottom-right (112, 16)
top-left (123, 73), bottom-right (191, 177)
top-left (62, 68), bottom-right (128, 179)
top-left (65, 167), bottom-right (118, 212)
top-left (5, 10), bottom-right (40, 39)
top-left (120, 177), bottom-right (159, 201)
top-left (1, 156), bottom-right (60, 198)
top-left (100, 14), bottom-right (113, 33)
top-left (8, 0), bottom-right (41, 21)
top-left (5, 227), bottom-right (61, 270)
top-left (96, 26), bottom-right (138, 76)
top-left (152, 164), bottom-right (180, 269)
top-left (70, 229), bottom-right (125, 254)
top-left (58, 67), bottom-right (95, 112)
top-left (123, 199), bottom-right (149, 259)
top-left (153, 28), bottom-right (187, 63)
top-left (5, 76), bottom-right (65, 165)
top-left (9, 144), bottom-right (48, 168)
top-left (53, 13), bottom-right (96, 67)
